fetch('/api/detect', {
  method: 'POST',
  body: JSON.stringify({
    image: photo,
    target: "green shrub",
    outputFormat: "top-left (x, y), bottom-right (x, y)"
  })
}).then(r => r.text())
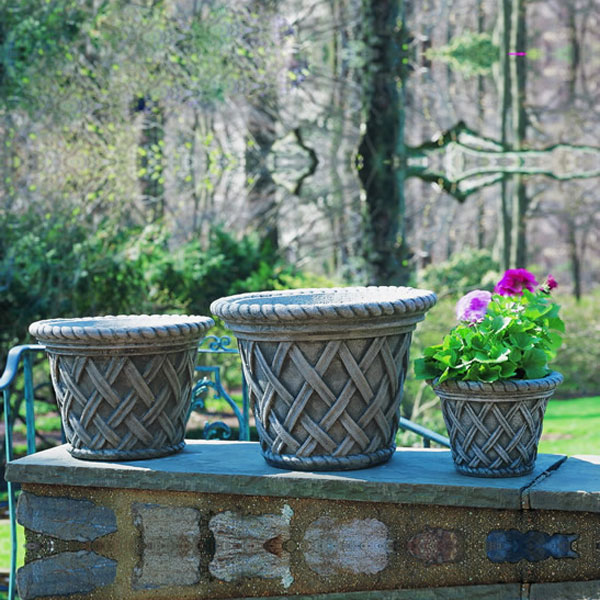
top-left (419, 249), bottom-right (499, 296)
top-left (551, 291), bottom-right (600, 397)
top-left (0, 211), bottom-right (335, 365)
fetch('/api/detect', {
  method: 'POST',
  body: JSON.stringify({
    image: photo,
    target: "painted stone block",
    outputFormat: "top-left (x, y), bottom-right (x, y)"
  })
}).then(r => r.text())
top-left (132, 502), bottom-right (202, 589)
top-left (16, 492), bottom-right (116, 542)
top-left (208, 504), bottom-right (293, 588)
top-left (407, 527), bottom-right (462, 565)
top-left (486, 529), bottom-right (579, 563)
top-left (16, 551), bottom-right (116, 600)
top-left (303, 517), bottom-right (391, 576)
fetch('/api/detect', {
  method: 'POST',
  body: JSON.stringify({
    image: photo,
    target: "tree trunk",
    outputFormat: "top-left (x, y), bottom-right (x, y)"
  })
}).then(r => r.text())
top-left (244, 0), bottom-right (279, 252)
top-left (508, 0), bottom-right (528, 268)
top-left (358, 0), bottom-right (410, 285)
top-left (566, 216), bottom-right (582, 302)
top-left (498, 0), bottom-right (512, 270)
top-left (245, 103), bottom-right (279, 252)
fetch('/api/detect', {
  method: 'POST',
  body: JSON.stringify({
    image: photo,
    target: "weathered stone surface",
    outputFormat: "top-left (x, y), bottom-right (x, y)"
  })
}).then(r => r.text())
top-left (16, 491), bottom-right (116, 541)
top-left (527, 455), bottom-right (600, 513)
top-left (303, 517), bottom-right (391, 576)
top-left (209, 504), bottom-right (293, 588)
top-left (5, 441), bottom-right (568, 510)
top-left (16, 551), bottom-right (116, 599)
top-left (528, 579), bottom-right (600, 600)
top-left (132, 502), bottom-right (201, 590)
top-left (248, 584), bottom-right (522, 600)
top-left (17, 480), bottom-right (600, 599)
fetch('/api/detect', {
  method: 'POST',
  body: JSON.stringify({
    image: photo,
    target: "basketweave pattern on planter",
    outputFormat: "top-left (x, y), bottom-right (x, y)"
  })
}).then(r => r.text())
top-left (239, 333), bottom-right (412, 459)
top-left (48, 349), bottom-right (195, 453)
top-left (441, 397), bottom-right (548, 472)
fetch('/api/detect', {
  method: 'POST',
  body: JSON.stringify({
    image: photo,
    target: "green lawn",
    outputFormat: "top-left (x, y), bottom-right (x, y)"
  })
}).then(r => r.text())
top-left (538, 396), bottom-right (600, 455)
top-left (0, 521), bottom-right (25, 571)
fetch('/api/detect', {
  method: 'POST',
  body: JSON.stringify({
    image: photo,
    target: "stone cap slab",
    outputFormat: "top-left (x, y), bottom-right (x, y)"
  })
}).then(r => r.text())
top-left (236, 583), bottom-right (523, 600)
top-left (526, 454), bottom-right (600, 513)
top-left (5, 441), bottom-right (566, 510)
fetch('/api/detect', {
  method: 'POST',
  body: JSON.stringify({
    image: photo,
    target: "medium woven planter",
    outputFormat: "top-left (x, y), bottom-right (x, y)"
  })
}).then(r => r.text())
top-left (433, 372), bottom-right (563, 478)
top-left (29, 315), bottom-right (214, 461)
top-left (211, 287), bottom-right (437, 471)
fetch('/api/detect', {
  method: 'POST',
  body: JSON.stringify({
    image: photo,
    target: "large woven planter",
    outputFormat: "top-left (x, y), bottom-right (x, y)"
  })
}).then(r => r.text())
top-left (29, 315), bottom-right (214, 461)
top-left (433, 372), bottom-right (563, 478)
top-left (211, 287), bottom-right (436, 471)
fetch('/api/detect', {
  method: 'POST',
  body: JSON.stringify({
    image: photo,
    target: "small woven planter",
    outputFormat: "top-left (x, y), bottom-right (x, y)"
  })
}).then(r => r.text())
top-left (211, 287), bottom-right (436, 471)
top-left (433, 372), bottom-right (563, 478)
top-left (29, 315), bottom-right (214, 461)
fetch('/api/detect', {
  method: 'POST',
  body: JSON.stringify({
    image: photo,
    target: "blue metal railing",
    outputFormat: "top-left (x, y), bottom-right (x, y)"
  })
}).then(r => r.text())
top-left (1, 344), bottom-right (45, 600)
top-left (0, 334), bottom-right (449, 599)
top-left (193, 335), bottom-right (250, 441)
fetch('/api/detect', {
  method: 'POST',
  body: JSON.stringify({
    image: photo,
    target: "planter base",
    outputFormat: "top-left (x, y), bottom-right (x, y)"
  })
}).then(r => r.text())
top-left (67, 440), bottom-right (185, 462)
top-left (453, 461), bottom-right (534, 478)
top-left (262, 444), bottom-right (396, 471)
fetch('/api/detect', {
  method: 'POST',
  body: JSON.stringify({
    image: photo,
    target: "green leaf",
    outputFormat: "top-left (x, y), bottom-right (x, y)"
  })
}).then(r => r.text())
top-left (523, 348), bottom-right (547, 368)
top-left (547, 332), bottom-right (563, 350)
top-left (548, 316), bottom-right (565, 332)
top-left (523, 365), bottom-right (550, 380)
top-left (509, 331), bottom-right (532, 350)
top-left (413, 358), bottom-right (441, 380)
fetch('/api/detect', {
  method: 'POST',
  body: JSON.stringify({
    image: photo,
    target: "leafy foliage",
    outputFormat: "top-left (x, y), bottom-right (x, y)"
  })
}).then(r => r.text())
top-left (419, 249), bottom-right (499, 296)
top-left (426, 32), bottom-right (499, 77)
top-left (0, 211), bottom-right (335, 363)
top-left (415, 289), bottom-right (564, 383)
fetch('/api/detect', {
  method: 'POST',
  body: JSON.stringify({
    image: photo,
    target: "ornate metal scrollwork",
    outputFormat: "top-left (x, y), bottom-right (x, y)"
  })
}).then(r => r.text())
top-left (190, 337), bottom-right (250, 441)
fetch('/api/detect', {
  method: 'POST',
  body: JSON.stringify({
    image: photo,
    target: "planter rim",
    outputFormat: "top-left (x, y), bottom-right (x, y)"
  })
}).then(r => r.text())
top-left (29, 314), bottom-right (214, 346)
top-left (432, 371), bottom-right (563, 396)
top-left (211, 286), bottom-right (437, 325)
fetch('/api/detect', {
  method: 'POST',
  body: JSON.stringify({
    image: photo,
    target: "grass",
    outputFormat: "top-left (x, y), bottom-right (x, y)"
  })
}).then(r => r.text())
top-left (538, 396), bottom-right (600, 455)
top-left (0, 521), bottom-right (25, 571)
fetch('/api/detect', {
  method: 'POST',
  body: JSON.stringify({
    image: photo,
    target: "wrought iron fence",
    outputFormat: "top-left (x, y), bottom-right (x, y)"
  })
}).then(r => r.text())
top-left (0, 344), bottom-right (45, 600)
top-left (193, 335), bottom-right (250, 441)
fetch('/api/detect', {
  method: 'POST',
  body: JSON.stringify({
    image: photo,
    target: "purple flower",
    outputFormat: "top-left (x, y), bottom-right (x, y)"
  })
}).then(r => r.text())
top-left (456, 290), bottom-right (492, 323)
top-left (494, 269), bottom-right (538, 296)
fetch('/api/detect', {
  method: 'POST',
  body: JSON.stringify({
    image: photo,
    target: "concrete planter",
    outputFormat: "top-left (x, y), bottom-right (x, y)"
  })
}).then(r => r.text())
top-left (211, 287), bottom-right (436, 471)
top-left (433, 372), bottom-right (563, 478)
top-left (29, 315), bottom-right (214, 460)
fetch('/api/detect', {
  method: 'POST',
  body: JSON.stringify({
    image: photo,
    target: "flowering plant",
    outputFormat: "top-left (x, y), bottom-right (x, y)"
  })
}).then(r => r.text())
top-left (414, 269), bottom-right (564, 383)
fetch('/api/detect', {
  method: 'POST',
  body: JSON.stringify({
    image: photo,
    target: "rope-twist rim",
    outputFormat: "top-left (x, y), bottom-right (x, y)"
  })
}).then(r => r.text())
top-left (211, 286), bottom-right (437, 324)
top-left (433, 371), bottom-right (563, 398)
top-left (29, 314), bottom-right (214, 345)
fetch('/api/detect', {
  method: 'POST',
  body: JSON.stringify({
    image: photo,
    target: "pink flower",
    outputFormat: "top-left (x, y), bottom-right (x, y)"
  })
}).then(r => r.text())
top-left (494, 269), bottom-right (538, 296)
top-left (540, 274), bottom-right (558, 294)
top-left (456, 290), bottom-right (492, 323)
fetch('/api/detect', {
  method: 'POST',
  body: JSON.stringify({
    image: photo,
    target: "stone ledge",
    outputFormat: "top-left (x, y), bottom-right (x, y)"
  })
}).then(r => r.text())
top-left (6, 440), bottom-right (568, 510)
top-left (234, 583), bottom-right (523, 600)
top-left (527, 455), bottom-right (600, 513)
